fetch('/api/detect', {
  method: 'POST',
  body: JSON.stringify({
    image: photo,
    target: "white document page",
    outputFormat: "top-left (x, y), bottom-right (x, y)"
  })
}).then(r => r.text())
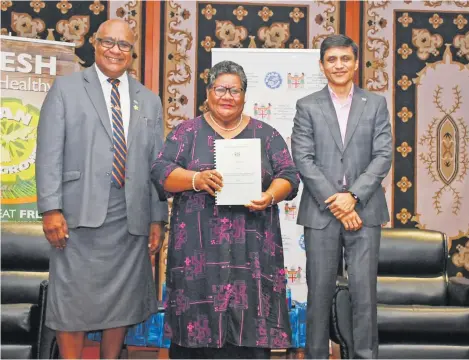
top-left (214, 138), bottom-right (262, 206)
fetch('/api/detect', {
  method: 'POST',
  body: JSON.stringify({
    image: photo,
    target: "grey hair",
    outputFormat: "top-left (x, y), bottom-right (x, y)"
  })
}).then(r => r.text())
top-left (206, 60), bottom-right (248, 91)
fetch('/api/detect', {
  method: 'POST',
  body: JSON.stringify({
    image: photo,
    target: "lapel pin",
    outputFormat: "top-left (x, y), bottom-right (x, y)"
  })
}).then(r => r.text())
top-left (133, 104), bottom-right (139, 111)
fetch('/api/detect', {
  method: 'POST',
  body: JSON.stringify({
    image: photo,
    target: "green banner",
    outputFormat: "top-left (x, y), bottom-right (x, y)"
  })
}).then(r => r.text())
top-left (1, 36), bottom-right (78, 223)
top-left (1, 97), bottom-right (41, 222)
top-left (1, 202), bottom-right (41, 222)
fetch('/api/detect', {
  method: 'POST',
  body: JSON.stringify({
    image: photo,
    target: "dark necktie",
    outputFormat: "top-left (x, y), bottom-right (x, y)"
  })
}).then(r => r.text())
top-left (107, 78), bottom-right (126, 188)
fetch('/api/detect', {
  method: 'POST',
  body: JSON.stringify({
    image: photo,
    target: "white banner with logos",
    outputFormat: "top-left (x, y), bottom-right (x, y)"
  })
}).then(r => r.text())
top-left (212, 48), bottom-right (327, 302)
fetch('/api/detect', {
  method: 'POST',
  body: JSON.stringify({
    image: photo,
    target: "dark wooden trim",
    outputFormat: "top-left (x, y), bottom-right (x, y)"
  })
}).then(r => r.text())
top-left (345, 0), bottom-right (361, 85)
top-left (144, 0), bottom-right (161, 94)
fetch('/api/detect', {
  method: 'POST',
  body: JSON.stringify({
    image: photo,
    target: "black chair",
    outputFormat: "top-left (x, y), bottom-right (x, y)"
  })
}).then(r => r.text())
top-left (330, 228), bottom-right (469, 359)
top-left (1, 232), bottom-right (58, 359)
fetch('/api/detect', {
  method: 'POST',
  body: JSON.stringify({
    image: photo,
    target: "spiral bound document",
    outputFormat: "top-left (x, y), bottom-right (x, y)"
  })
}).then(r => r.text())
top-left (214, 138), bottom-right (262, 206)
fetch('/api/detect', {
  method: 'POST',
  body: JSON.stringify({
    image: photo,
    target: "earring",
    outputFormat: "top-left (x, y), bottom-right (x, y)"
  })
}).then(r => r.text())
top-left (201, 100), bottom-right (209, 113)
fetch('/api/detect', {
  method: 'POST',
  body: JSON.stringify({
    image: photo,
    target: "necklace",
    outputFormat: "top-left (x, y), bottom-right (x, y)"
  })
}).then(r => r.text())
top-left (209, 112), bottom-right (243, 132)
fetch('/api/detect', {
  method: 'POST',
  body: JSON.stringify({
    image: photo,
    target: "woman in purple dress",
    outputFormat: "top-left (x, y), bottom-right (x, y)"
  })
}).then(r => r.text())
top-left (151, 61), bottom-right (299, 359)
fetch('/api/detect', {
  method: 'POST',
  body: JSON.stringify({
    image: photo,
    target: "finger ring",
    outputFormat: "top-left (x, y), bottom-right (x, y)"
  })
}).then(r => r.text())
top-left (209, 172), bottom-right (213, 179)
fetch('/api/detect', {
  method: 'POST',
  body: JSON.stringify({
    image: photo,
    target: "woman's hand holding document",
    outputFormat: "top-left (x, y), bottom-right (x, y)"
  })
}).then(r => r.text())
top-left (214, 138), bottom-right (262, 205)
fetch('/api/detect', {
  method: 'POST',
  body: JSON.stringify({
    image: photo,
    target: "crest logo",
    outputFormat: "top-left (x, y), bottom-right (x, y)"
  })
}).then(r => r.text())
top-left (284, 265), bottom-right (303, 283)
top-left (283, 201), bottom-right (297, 221)
top-left (287, 72), bottom-right (305, 89)
top-left (253, 103), bottom-right (272, 120)
top-left (264, 72), bottom-right (282, 89)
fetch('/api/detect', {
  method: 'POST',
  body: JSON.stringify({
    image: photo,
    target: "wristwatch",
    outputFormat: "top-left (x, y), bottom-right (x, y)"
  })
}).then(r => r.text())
top-left (348, 191), bottom-right (360, 203)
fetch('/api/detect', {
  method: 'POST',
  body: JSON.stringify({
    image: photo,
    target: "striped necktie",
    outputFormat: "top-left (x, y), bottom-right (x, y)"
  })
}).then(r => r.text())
top-left (108, 78), bottom-right (126, 188)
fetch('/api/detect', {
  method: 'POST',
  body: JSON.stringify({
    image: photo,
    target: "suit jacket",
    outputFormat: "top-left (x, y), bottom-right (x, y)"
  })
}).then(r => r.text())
top-left (291, 85), bottom-right (392, 229)
top-left (36, 65), bottom-right (168, 236)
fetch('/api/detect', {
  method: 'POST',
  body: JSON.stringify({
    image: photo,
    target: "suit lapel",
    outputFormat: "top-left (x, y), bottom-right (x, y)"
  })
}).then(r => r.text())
top-left (127, 76), bottom-right (142, 150)
top-left (83, 66), bottom-right (113, 140)
top-left (343, 87), bottom-right (367, 150)
top-left (317, 86), bottom-right (344, 153)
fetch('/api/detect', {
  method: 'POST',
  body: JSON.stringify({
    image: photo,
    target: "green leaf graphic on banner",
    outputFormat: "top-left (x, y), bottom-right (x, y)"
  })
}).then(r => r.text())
top-left (1, 98), bottom-right (40, 200)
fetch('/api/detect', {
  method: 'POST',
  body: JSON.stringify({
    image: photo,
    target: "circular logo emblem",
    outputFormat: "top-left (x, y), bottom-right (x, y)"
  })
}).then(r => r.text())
top-left (264, 72), bottom-right (282, 89)
top-left (298, 234), bottom-right (305, 250)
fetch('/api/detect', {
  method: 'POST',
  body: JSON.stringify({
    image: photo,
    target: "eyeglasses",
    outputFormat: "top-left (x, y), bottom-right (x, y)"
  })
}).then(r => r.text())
top-left (211, 86), bottom-right (244, 98)
top-left (96, 37), bottom-right (134, 52)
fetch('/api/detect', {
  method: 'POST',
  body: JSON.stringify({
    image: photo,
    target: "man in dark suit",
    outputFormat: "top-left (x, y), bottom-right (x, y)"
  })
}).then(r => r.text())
top-left (36, 19), bottom-right (167, 358)
top-left (291, 34), bottom-right (392, 359)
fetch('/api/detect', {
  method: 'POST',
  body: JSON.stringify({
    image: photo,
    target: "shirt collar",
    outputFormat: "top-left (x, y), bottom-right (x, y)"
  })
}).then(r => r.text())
top-left (94, 63), bottom-right (128, 87)
top-left (328, 84), bottom-right (354, 102)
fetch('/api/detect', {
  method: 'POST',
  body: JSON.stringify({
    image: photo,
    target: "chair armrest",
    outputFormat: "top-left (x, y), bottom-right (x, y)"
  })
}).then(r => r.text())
top-left (37, 280), bottom-right (60, 359)
top-left (330, 276), bottom-right (353, 359)
top-left (448, 276), bottom-right (469, 306)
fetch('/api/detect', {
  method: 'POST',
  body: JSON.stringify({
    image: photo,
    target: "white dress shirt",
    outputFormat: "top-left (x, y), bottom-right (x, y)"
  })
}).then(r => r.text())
top-left (329, 84), bottom-right (354, 144)
top-left (329, 84), bottom-right (354, 186)
top-left (95, 64), bottom-right (130, 140)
